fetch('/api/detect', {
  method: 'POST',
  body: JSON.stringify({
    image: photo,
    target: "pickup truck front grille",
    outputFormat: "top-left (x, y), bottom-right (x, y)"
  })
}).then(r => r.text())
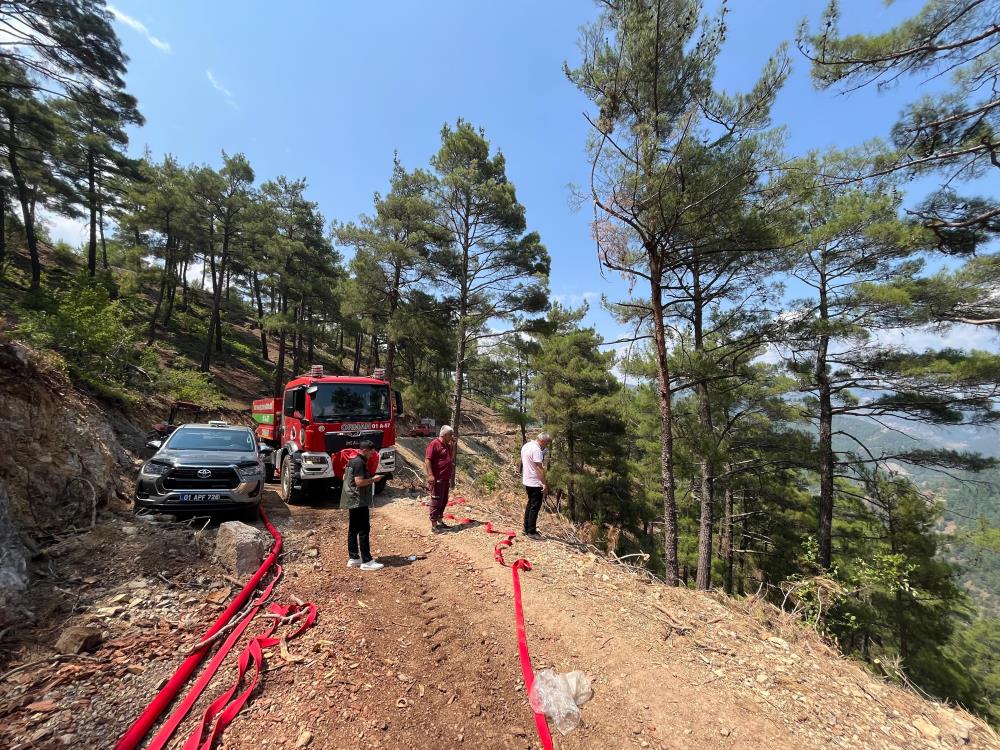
top-left (163, 467), bottom-right (239, 490)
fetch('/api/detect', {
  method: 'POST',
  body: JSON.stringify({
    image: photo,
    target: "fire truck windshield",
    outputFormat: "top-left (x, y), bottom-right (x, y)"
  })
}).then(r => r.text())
top-left (310, 383), bottom-right (391, 421)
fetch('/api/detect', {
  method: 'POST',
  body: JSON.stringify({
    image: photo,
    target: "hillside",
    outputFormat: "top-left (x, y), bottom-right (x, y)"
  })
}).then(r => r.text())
top-left (0, 341), bottom-right (997, 749)
top-left (832, 418), bottom-right (1000, 615)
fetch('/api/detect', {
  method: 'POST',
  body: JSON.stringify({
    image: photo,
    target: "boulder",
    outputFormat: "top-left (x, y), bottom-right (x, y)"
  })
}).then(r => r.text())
top-left (215, 521), bottom-right (270, 576)
top-left (55, 625), bottom-right (102, 654)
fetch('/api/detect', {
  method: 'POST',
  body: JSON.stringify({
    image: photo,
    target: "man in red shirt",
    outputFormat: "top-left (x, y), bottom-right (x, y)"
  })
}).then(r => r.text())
top-left (424, 425), bottom-right (455, 533)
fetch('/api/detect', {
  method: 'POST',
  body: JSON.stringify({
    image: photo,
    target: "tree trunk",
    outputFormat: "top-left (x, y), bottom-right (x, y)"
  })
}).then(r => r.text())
top-left (691, 259), bottom-right (716, 590)
top-left (147, 220), bottom-right (173, 345)
top-left (352, 331), bottom-right (362, 375)
top-left (87, 146), bottom-right (97, 276)
top-left (163, 258), bottom-right (177, 325)
top-left (816, 258), bottom-right (834, 568)
top-left (385, 258), bottom-right (403, 384)
top-left (7, 123), bottom-right (41, 292)
top-left (201, 224), bottom-right (227, 372)
top-left (0, 188), bottom-right (6, 272)
top-left (273, 293), bottom-right (288, 396)
top-left (648, 258), bottom-right (679, 585)
top-left (252, 270), bottom-right (269, 360)
top-left (306, 307), bottom-right (314, 364)
top-left (450, 327), bottom-right (467, 489)
top-left (449, 238), bottom-right (472, 489)
top-left (291, 305), bottom-right (303, 376)
top-left (722, 473), bottom-right (735, 595)
top-left (567, 426), bottom-right (576, 522)
top-left (180, 256), bottom-right (189, 309)
top-left (98, 192), bottom-right (108, 270)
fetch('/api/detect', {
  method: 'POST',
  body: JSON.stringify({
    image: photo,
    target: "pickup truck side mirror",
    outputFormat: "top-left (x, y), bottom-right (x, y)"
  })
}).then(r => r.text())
top-left (145, 439), bottom-right (162, 450)
top-left (258, 444), bottom-right (274, 456)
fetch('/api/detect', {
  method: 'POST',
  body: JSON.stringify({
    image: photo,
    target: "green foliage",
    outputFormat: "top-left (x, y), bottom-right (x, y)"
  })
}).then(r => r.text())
top-left (17, 273), bottom-right (138, 384)
top-left (402, 380), bottom-right (450, 422)
top-left (475, 464), bottom-right (501, 494)
top-left (138, 350), bottom-right (223, 407)
top-left (529, 306), bottom-right (629, 528)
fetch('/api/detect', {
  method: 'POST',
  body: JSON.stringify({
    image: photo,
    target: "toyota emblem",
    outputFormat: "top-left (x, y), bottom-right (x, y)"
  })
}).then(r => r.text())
top-left (197, 469), bottom-right (212, 478)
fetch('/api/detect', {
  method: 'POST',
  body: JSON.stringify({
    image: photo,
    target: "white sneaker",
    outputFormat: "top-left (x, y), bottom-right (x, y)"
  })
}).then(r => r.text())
top-left (359, 560), bottom-right (384, 571)
top-left (347, 558), bottom-right (362, 568)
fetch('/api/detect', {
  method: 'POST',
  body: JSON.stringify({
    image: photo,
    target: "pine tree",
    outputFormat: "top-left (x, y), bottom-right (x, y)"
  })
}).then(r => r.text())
top-left (336, 159), bottom-right (447, 384)
top-left (427, 119), bottom-right (549, 470)
top-left (530, 305), bottom-right (627, 527)
top-left (567, 0), bottom-right (790, 584)
top-left (800, 0), bottom-right (1000, 323)
top-left (54, 87), bottom-right (143, 276)
top-left (783, 150), bottom-right (1000, 568)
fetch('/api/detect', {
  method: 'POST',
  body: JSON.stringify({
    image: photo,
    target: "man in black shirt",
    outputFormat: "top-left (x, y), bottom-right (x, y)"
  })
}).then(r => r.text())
top-left (340, 441), bottom-right (385, 571)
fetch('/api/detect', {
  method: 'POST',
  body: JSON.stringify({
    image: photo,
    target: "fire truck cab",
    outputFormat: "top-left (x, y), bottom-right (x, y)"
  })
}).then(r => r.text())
top-left (254, 366), bottom-right (401, 504)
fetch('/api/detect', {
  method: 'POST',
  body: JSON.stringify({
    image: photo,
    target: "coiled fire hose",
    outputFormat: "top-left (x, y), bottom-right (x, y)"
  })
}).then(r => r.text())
top-left (115, 507), bottom-right (315, 750)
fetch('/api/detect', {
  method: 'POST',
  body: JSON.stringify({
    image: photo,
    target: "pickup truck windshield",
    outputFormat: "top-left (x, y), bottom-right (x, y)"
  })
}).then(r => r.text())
top-left (167, 429), bottom-right (255, 451)
top-left (311, 384), bottom-right (391, 421)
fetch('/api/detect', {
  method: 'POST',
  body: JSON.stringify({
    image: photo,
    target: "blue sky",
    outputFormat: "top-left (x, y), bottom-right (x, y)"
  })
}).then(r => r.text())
top-left (49, 1), bottom-right (995, 354)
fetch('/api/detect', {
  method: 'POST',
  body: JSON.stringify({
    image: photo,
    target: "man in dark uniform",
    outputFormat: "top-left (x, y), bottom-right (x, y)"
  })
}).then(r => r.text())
top-left (424, 425), bottom-right (454, 533)
top-left (341, 441), bottom-right (385, 571)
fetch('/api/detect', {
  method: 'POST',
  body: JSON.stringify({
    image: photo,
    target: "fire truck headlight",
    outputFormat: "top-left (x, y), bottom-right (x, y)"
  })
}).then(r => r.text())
top-left (301, 454), bottom-right (329, 466)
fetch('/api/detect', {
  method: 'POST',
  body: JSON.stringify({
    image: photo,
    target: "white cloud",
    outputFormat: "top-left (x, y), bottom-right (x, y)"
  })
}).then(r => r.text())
top-left (40, 210), bottom-right (87, 247)
top-left (206, 69), bottom-right (238, 109)
top-left (551, 290), bottom-right (599, 307)
top-left (878, 325), bottom-right (999, 353)
top-left (107, 4), bottom-right (171, 53)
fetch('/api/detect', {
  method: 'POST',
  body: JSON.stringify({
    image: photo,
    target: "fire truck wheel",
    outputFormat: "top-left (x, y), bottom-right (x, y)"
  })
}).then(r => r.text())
top-left (280, 458), bottom-right (303, 505)
top-left (374, 477), bottom-right (387, 495)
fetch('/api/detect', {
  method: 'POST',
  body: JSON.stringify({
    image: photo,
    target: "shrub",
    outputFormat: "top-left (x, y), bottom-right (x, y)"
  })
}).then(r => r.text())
top-left (17, 273), bottom-right (138, 384)
top-left (138, 350), bottom-right (224, 407)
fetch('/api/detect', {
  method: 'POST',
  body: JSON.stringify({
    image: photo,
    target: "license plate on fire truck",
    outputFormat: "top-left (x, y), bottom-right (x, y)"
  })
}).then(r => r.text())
top-left (179, 493), bottom-right (223, 502)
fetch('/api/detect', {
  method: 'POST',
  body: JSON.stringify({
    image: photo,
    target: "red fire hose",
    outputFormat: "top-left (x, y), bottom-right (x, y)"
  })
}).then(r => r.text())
top-left (120, 494), bottom-right (551, 750)
top-left (115, 506), bottom-right (306, 750)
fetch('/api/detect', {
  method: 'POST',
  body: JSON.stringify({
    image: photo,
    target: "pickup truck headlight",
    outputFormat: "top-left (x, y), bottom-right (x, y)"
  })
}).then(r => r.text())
top-left (237, 463), bottom-right (263, 479)
top-left (141, 461), bottom-right (171, 477)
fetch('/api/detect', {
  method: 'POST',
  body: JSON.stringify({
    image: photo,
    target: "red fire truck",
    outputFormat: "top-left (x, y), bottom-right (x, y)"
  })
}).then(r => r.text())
top-left (252, 365), bottom-right (401, 504)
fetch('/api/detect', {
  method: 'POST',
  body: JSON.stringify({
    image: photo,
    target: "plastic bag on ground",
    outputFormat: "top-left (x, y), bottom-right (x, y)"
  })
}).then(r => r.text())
top-left (528, 669), bottom-right (594, 735)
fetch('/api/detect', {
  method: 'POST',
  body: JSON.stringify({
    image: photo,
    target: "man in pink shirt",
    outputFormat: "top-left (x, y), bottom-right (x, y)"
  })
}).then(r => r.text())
top-left (521, 432), bottom-right (551, 538)
top-left (424, 425), bottom-right (455, 533)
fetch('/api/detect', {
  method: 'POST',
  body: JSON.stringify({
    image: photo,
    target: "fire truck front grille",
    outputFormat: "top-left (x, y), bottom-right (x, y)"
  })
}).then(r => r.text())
top-left (163, 467), bottom-right (239, 490)
top-left (324, 431), bottom-right (384, 454)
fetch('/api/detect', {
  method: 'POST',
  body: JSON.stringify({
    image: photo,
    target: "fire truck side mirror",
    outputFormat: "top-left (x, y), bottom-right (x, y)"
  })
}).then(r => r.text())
top-left (394, 390), bottom-right (403, 416)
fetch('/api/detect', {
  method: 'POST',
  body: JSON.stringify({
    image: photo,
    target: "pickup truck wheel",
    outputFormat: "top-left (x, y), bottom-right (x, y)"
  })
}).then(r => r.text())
top-left (279, 459), bottom-right (303, 505)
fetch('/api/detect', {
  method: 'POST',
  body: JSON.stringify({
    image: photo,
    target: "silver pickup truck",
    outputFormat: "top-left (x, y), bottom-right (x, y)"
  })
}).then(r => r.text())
top-left (135, 422), bottom-right (267, 517)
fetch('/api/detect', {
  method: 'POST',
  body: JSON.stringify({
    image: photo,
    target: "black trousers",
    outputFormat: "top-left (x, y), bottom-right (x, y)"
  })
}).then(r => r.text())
top-left (347, 506), bottom-right (372, 562)
top-left (523, 485), bottom-right (544, 534)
